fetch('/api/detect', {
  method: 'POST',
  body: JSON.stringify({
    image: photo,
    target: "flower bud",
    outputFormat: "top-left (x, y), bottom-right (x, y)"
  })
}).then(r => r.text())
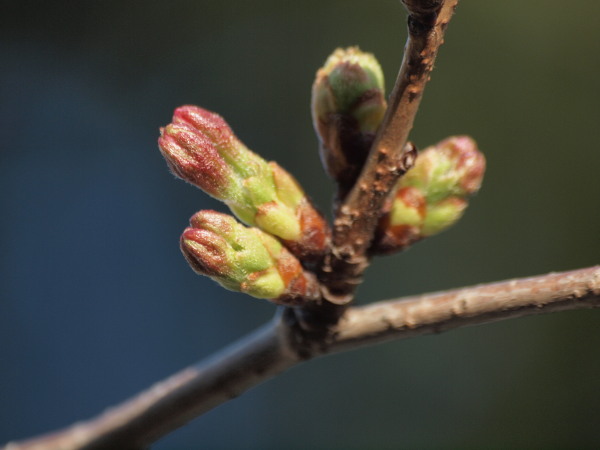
top-left (180, 211), bottom-right (321, 305)
top-left (158, 120), bottom-right (238, 200)
top-left (372, 136), bottom-right (485, 254)
top-left (401, 136), bottom-right (485, 202)
top-left (159, 105), bottom-right (330, 262)
top-left (311, 47), bottom-right (387, 197)
top-left (421, 197), bottom-right (467, 237)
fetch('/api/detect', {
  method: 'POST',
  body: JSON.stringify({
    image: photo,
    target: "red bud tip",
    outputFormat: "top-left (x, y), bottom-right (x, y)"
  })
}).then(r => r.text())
top-left (158, 121), bottom-right (234, 198)
top-left (172, 105), bottom-right (236, 152)
top-left (180, 228), bottom-right (230, 278)
top-left (438, 136), bottom-right (486, 194)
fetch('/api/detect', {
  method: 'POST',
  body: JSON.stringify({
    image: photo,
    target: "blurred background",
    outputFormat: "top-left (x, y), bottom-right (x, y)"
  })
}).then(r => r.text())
top-left (1, 1), bottom-right (599, 448)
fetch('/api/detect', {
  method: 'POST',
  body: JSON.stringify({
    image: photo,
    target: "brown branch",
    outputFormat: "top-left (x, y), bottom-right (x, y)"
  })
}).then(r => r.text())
top-left (6, 266), bottom-right (599, 450)
top-left (4, 315), bottom-right (301, 450)
top-left (327, 265), bottom-right (600, 353)
top-left (320, 0), bottom-right (460, 305)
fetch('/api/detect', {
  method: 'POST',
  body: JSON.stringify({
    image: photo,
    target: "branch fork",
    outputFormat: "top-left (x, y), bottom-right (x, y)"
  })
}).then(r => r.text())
top-left (317, 0), bottom-right (459, 306)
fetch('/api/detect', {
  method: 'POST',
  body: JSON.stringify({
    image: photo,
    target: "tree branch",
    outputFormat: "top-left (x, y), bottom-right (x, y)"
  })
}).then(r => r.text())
top-left (327, 265), bottom-right (600, 353)
top-left (320, 0), bottom-right (460, 305)
top-left (6, 266), bottom-right (599, 450)
top-left (5, 315), bottom-right (300, 450)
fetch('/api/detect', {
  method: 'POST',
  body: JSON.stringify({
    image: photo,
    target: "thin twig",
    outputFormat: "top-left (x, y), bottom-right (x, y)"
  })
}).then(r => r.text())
top-left (328, 265), bottom-right (600, 353)
top-left (320, 0), bottom-right (460, 305)
top-left (6, 266), bottom-right (599, 450)
top-left (5, 314), bottom-right (300, 450)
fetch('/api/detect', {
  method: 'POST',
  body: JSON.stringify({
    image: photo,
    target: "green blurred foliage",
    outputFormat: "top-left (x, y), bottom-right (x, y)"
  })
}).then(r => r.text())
top-left (1, 1), bottom-right (598, 449)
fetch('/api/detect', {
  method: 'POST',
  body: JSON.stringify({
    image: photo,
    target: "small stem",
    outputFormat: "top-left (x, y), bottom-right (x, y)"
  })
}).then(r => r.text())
top-left (320, 0), bottom-right (460, 304)
top-left (6, 266), bottom-right (599, 450)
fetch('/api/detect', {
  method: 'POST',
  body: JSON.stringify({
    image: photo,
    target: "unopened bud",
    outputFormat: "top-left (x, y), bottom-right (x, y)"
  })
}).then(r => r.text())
top-left (159, 105), bottom-right (330, 262)
top-left (372, 136), bottom-right (485, 254)
top-left (421, 197), bottom-right (467, 237)
top-left (158, 120), bottom-right (238, 200)
top-left (311, 47), bottom-right (387, 197)
top-left (180, 211), bottom-right (321, 305)
top-left (402, 136), bottom-right (485, 202)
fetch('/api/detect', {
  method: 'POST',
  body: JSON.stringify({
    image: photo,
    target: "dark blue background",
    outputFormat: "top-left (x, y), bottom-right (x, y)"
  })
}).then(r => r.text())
top-left (2, 1), bottom-right (599, 448)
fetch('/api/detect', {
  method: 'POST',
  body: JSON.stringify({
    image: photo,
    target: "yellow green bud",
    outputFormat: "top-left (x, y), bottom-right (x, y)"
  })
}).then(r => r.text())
top-left (373, 136), bottom-right (485, 254)
top-left (311, 47), bottom-right (387, 196)
top-left (421, 197), bottom-right (467, 236)
top-left (180, 211), bottom-right (321, 305)
top-left (159, 105), bottom-right (330, 262)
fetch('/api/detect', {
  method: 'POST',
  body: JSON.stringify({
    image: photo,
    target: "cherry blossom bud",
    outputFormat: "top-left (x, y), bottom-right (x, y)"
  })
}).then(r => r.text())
top-left (373, 136), bottom-right (485, 254)
top-left (311, 47), bottom-right (387, 197)
top-left (159, 105), bottom-right (330, 262)
top-left (180, 211), bottom-right (321, 305)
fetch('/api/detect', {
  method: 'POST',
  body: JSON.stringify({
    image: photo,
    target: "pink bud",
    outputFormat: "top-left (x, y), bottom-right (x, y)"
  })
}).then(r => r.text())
top-left (180, 227), bottom-right (232, 278)
top-left (158, 121), bottom-right (235, 199)
top-left (172, 105), bottom-right (236, 153)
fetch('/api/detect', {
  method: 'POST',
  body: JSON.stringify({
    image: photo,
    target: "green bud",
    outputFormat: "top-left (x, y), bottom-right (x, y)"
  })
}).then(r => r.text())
top-left (313, 47), bottom-right (385, 131)
top-left (181, 211), bottom-right (321, 305)
top-left (253, 201), bottom-right (301, 242)
top-left (311, 47), bottom-right (387, 197)
top-left (402, 136), bottom-right (485, 203)
top-left (372, 136), bottom-right (485, 254)
top-left (389, 186), bottom-right (426, 228)
top-left (421, 197), bottom-right (467, 236)
top-left (159, 105), bottom-right (330, 262)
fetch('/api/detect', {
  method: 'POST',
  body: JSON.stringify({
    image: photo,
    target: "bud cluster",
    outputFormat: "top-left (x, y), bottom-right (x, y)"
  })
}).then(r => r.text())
top-left (158, 48), bottom-right (486, 307)
top-left (159, 105), bottom-right (329, 262)
top-left (373, 136), bottom-right (485, 254)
